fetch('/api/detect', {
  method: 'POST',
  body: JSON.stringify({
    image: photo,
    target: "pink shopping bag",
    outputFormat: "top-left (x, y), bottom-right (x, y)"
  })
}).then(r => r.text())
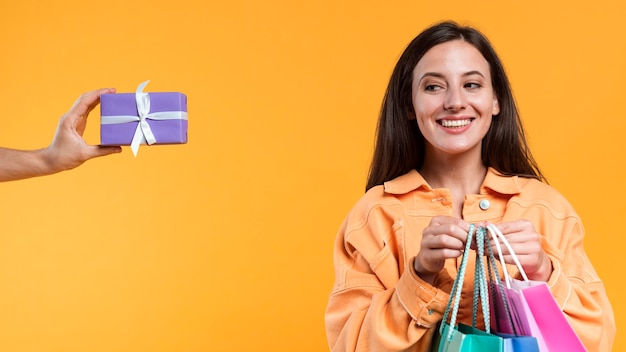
top-left (514, 280), bottom-right (586, 351)
top-left (486, 224), bottom-right (586, 352)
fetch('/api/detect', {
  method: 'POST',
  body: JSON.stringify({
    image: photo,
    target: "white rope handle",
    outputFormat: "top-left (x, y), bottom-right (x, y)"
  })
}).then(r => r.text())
top-left (486, 223), bottom-right (530, 286)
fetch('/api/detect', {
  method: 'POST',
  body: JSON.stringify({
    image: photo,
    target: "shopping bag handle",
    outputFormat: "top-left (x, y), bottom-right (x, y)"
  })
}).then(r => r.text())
top-left (440, 224), bottom-right (475, 338)
top-left (440, 225), bottom-right (493, 340)
top-left (486, 223), bottom-right (530, 287)
top-left (472, 226), bottom-right (490, 331)
top-left (484, 228), bottom-right (519, 335)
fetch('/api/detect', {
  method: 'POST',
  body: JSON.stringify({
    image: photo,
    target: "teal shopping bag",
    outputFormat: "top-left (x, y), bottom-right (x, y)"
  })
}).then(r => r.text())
top-left (436, 323), bottom-right (502, 351)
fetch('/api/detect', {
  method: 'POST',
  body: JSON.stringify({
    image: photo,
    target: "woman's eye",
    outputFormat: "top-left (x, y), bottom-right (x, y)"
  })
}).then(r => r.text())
top-left (465, 82), bottom-right (481, 89)
top-left (425, 85), bottom-right (442, 91)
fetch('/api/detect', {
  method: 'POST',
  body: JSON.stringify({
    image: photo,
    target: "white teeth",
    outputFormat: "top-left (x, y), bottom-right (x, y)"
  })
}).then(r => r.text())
top-left (440, 119), bottom-right (471, 128)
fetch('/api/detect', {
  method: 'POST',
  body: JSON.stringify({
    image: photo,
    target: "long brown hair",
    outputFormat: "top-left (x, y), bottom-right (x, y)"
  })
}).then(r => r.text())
top-left (366, 21), bottom-right (544, 191)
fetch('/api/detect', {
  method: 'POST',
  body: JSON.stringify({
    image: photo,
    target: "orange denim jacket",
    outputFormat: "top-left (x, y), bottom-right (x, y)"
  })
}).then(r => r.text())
top-left (325, 168), bottom-right (615, 351)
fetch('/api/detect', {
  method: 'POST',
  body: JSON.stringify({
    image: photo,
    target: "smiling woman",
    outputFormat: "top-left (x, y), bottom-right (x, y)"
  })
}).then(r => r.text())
top-left (324, 21), bottom-right (616, 352)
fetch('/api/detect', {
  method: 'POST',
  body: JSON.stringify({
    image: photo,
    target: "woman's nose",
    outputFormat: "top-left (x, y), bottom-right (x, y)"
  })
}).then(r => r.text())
top-left (443, 87), bottom-right (467, 111)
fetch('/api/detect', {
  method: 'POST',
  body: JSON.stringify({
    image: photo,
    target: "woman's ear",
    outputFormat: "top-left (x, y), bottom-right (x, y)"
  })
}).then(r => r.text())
top-left (492, 97), bottom-right (500, 116)
top-left (407, 106), bottom-right (416, 120)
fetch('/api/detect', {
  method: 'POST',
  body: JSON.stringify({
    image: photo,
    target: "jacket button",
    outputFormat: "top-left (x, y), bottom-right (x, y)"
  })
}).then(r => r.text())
top-left (479, 199), bottom-right (490, 210)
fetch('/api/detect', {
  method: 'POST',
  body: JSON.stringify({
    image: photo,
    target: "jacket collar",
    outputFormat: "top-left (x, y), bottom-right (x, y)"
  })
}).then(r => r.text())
top-left (383, 168), bottom-right (523, 196)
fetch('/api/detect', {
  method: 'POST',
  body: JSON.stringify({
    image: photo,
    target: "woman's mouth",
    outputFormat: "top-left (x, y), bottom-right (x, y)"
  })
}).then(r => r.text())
top-left (438, 119), bottom-right (472, 128)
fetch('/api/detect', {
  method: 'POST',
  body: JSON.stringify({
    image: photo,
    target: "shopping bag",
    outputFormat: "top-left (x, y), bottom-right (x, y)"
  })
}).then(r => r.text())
top-left (485, 224), bottom-right (586, 352)
top-left (432, 225), bottom-right (504, 352)
top-left (495, 332), bottom-right (541, 352)
top-left (482, 230), bottom-right (540, 352)
top-left (515, 280), bottom-right (586, 351)
top-left (456, 324), bottom-right (538, 352)
top-left (484, 227), bottom-right (535, 336)
top-left (434, 323), bottom-right (502, 352)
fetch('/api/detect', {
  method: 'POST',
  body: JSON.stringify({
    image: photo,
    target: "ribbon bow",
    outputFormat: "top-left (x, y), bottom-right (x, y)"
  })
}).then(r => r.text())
top-left (131, 80), bottom-right (157, 156)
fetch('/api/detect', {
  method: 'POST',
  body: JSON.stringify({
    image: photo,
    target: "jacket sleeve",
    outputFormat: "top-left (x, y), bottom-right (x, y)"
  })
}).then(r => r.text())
top-left (324, 204), bottom-right (450, 352)
top-left (538, 216), bottom-right (616, 351)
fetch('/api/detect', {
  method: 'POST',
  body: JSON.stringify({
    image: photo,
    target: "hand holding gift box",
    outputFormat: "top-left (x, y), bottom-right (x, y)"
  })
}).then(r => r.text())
top-left (100, 81), bottom-right (188, 157)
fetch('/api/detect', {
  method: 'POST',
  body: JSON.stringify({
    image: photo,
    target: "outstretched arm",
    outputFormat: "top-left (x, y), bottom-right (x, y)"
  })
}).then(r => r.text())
top-left (0, 88), bottom-right (122, 182)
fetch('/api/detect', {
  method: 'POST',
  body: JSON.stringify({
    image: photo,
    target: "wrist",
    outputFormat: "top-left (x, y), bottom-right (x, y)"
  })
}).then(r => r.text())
top-left (413, 256), bottom-right (437, 285)
top-left (527, 255), bottom-right (553, 282)
top-left (38, 147), bottom-right (60, 174)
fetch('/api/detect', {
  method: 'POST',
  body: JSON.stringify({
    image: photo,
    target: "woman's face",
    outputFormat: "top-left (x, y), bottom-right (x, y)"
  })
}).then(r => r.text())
top-left (411, 40), bottom-right (499, 159)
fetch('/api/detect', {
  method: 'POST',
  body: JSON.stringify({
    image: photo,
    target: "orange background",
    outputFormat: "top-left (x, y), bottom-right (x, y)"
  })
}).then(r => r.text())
top-left (0, 1), bottom-right (624, 351)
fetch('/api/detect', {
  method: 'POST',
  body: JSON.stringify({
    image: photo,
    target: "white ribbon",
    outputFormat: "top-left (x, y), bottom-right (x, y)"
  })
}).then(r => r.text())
top-left (100, 80), bottom-right (188, 157)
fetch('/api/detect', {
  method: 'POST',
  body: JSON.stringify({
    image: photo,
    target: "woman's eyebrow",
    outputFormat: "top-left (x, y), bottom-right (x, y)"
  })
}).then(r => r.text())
top-left (463, 70), bottom-right (485, 78)
top-left (418, 72), bottom-right (444, 84)
top-left (418, 70), bottom-right (486, 84)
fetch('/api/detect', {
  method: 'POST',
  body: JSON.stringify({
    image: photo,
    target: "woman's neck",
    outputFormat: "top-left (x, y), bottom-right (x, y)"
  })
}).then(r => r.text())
top-left (419, 154), bottom-right (488, 195)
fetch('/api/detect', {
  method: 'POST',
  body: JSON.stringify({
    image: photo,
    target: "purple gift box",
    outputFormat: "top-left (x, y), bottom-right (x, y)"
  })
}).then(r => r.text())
top-left (100, 91), bottom-right (188, 147)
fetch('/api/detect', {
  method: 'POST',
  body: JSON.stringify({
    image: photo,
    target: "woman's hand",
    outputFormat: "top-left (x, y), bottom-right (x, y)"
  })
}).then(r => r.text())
top-left (413, 216), bottom-right (470, 284)
top-left (493, 220), bottom-right (552, 282)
